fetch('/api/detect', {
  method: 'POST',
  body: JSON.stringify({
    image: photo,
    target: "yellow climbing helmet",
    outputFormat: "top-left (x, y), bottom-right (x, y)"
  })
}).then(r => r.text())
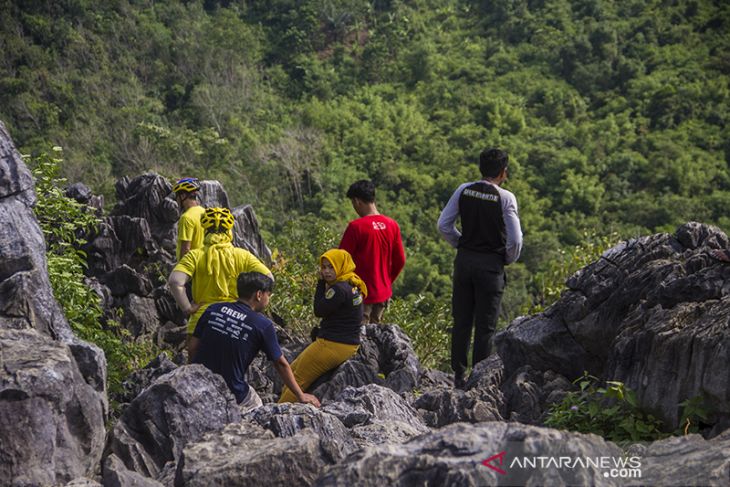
top-left (200, 207), bottom-right (235, 232)
top-left (172, 177), bottom-right (201, 194)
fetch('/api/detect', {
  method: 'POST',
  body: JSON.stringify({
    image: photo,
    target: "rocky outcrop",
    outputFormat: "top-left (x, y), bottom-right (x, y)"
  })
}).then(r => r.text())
top-left (232, 205), bottom-right (271, 263)
top-left (118, 353), bottom-right (178, 405)
top-left (0, 122), bottom-right (108, 485)
top-left (501, 365), bottom-right (573, 425)
top-left (629, 431), bottom-right (730, 485)
top-left (175, 423), bottom-right (331, 487)
top-left (248, 402), bottom-right (359, 461)
top-left (495, 222), bottom-right (730, 431)
top-left (105, 365), bottom-right (241, 480)
top-left (315, 422), bottom-right (625, 486)
top-left (322, 384), bottom-right (429, 447)
top-left (0, 122), bottom-right (72, 340)
top-left (175, 385), bottom-right (428, 486)
top-left (0, 329), bottom-right (106, 486)
top-left (103, 454), bottom-right (164, 487)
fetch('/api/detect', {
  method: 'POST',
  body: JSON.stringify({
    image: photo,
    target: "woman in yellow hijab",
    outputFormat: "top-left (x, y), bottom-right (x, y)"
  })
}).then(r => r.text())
top-left (279, 249), bottom-right (366, 403)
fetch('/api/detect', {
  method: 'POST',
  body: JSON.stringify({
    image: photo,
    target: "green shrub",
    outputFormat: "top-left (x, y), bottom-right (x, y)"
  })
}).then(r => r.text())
top-left (268, 214), bottom-right (339, 337)
top-left (677, 395), bottom-right (712, 436)
top-left (545, 372), bottom-right (667, 443)
top-left (387, 293), bottom-right (451, 370)
top-left (28, 147), bottom-right (156, 398)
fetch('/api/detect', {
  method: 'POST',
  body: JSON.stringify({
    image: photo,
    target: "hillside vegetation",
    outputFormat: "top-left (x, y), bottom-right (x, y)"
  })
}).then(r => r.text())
top-left (3, 0), bottom-right (728, 327)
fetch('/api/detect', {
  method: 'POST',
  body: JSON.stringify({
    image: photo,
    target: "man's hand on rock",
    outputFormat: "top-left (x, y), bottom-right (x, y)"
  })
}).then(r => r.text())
top-left (299, 393), bottom-right (321, 408)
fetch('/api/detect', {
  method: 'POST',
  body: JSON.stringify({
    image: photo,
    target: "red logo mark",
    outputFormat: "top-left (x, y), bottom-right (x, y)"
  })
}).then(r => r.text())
top-left (482, 451), bottom-right (507, 475)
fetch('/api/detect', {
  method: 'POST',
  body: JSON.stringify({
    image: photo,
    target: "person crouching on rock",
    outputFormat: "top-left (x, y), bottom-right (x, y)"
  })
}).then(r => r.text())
top-left (168, 207), bottom-right (273, 361)
top-left (189, 272), bottom-right (319, 412)
top-left (278, 249), bottom-right (366, 403)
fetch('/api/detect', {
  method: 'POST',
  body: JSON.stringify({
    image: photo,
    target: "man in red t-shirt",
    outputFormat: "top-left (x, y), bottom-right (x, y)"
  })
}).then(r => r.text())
top-left (340, 180), bottom-right (406, 324)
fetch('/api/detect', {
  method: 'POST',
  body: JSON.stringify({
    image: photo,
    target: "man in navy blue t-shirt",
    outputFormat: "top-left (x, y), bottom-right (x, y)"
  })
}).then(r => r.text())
top-left (189, 272), bottom-right (320, 411)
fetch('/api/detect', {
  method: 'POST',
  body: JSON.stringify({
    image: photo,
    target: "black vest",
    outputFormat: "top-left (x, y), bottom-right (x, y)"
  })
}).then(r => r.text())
top-left (457, 181), bottom-right (506, 256)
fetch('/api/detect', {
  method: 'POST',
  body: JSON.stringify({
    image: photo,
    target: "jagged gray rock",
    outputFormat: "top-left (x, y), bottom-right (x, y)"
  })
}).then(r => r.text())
top-left (106, 365), bottom-right (241, 479)
top-left (175, 423), bottom-right (330, 487)
top-left (103, 454), bottom-right (164, 487)
top-left (322, 384), bottom-right (429, 447)
top-left (100, 264), bottom-right (154, 297)
top-left (628, 431), bottom-right (730, 485)
top-left (414, 355), bottom-right (506, 427)
top-left (247, 402), bottom-right (359, 462)
top-left (85, 215), bottom-right (166, 276)
top-left (495, 222), bottom-right (730, 431)
top-left (153, 286), bottom-right (186, 328)
top-left (65, 478), bottom-right (102, 487)
top-left (0, 121), bottom-right (108, 485)
top-left (119, 353), bottom-right (178, 405)
top-left (232, 204), bottom-right (272, 264)
top-left (414, 389), bottom-right (502, 427)
top-left (501, 365), bottom-right (573, 425)
top-left (197, 179), bottom-right (230, 208)
top-left (119, 294), bottom-right (160, 338)
top-left (112, 174), bottom-right (178, 246)
top-left (0, 122), bottom-right (72, 340)
top-left (0, 328), bottom-right (106, 486)
top-left (0, 121), bottom-right (34, 203)
top-left (314, 422), bottom-right (625, 487)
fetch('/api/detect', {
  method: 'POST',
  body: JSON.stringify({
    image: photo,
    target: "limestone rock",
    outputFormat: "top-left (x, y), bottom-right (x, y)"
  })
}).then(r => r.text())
top-left (112, 174), bottom-right (178, 245)
top-left (248, 402), bottom-right (359, 461)
top-left (232, 204), bottom-right (272, 264)
top-left (0, 122), bottom-right (108, 485)
top-left (495, 223), bottom-right (730, 430)
top-left (0, 328), bottom-right (106, 486)
top-left (501, 365), bottom-right (573, 425)
top-left (119, 353), bottom-right (178, 405)
top-left (119, 294), bottom-right (160, 338)
top-left (175, 423), bottom-right (330, 487)
top-left (64, 478), bottom-right (102, 487)
top-left (100, 264), bottom-right (154, 297)
top-left (0, 121), bottom-right (73, 340)
top-left (84, 216), bottom-right (165, 276)
top-left (0, 121), bottom-right (34, 204)
top-left (314, 422), bottom-right (624, 487)
top-left (103, 454), bottom-right (164, 487)
top-left (323, 384), bottom-right (429, 447)
top-left (197, 179), bottom-right (230, 208)
top-left (106, 365), bottom-right (240, 479)
top-left (630, 431), bottom-right (730, 486)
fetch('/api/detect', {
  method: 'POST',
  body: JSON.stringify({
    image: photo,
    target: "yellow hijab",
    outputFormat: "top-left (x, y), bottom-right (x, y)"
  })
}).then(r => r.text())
top-left (321, 249), bottom-right (368, 298)
top-left (203, 230), bottom-right (235, 291)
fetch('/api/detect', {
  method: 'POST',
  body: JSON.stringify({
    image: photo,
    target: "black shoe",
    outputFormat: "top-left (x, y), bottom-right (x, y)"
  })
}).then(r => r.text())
top-left (454, 374), bottom-right (465, 390)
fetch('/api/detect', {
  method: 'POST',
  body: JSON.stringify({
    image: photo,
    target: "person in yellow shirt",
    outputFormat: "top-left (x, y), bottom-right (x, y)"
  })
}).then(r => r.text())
top-left (168, 207), bottom-right (273, 361)
top-left (172, 177), bottom-right (206, 261)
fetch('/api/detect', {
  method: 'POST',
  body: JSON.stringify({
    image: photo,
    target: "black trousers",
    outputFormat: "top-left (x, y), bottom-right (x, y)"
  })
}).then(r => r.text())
top-left (451, 248), bottom-right (505, 377)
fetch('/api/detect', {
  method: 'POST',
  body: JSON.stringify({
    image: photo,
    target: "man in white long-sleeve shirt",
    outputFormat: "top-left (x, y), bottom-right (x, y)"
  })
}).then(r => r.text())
top-left (437, 148), bottom-right (523, 388)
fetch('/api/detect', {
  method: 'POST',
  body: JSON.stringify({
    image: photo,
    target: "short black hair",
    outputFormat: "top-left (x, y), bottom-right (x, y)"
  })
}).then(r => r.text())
top-left (346, 180), bottom-right (376, 203)
top-left (479, 148), bottom-right (509, 178)
top-left (237, 272), bottom-right (274, 299)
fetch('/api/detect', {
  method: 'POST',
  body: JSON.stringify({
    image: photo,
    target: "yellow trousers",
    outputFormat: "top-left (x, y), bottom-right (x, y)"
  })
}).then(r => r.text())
top-left (278, 338), bottom-right (359, 403)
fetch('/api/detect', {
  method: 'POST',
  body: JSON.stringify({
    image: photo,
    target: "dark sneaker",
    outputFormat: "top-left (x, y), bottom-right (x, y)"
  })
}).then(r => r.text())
top-left (454, 374), bottom-right (466, 389)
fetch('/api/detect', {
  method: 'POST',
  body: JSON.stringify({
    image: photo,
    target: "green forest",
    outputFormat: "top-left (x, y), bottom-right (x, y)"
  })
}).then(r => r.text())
top-left (2, 0), bottom-right (729, 333)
